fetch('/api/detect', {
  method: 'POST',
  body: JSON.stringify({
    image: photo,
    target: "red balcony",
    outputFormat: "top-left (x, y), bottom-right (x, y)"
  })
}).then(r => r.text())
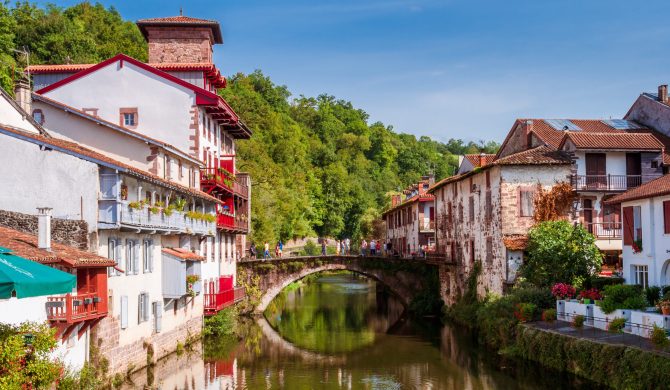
top-left (201, 167), bottom-right (235, 195)
top-left (217, 212), bottom-right (249, 233)
top-left (204, 286), bottom-right (246, 316)
top-left (46, 292), bottom-right (107, 324)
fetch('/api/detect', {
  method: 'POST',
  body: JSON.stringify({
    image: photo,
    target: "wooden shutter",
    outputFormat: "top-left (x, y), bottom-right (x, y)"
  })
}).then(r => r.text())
top-left (108, 239), bottom-right (115, 277)
top-left (154, 301), bottom-right (162, 333)
top-left (148, 240), bottom-right (154, 272)
top-left (144, 294), bottom-right (151, 322)
top-left (133, 241), bottom-right (140, 275)
top-left (120, 295), bottom-right (128, 329)
top-left (623, 206), bottom-right (634, 245)
top-left (126, 240), bottom-right (132, 274)
top-left (664, 201), bottom-right (670, 234)
top-left (115, 240), bottom-right (122, 276)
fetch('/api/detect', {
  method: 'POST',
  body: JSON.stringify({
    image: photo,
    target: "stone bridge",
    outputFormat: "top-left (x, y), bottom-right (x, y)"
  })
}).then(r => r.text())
top-left (237, 255), bottom-right (443, 314)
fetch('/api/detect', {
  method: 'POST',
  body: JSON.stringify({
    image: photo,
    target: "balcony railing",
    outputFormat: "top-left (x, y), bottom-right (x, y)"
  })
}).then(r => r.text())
top-left (46, 292), bottom-right (106, 324)
top-left (204, 286), bottom-right (246, 316)
top-left (571, 175), bottom-right (655, 192)
top-left (109, 202), bottom-right (215, 235)
top-left (419, 220), bottom-right (435, 232)
top-left (201, 167), bottom-right (235, 194)
top-left (585, 222), bottom-right (622, 239)
top-left (217, 213), bottom-right (249, 232)
top-left (233, 177), bottom-right (249, 199)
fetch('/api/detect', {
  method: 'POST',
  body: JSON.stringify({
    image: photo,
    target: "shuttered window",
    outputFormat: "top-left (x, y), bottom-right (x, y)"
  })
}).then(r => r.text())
top-left (623, 206), bottom-right (634, 245)
top-left (485, 191), bottom-right (492, 221)
top-left (664, 201), bottom-right (670, 234)
top-left (519, 190), bottom-right (535, 217)
top-left (126, 240), bottom-right (139, 275)
top-left (138, 292), bottom-right (150, 323)
top-left (143, 239), bottom-right (153, 273)
top-left (486, 237), bottom-right (493, 265)
top-left (120, 295), bottom-right (128, 329)
top-left (153, 301), bottom-right (162, 333)
top-left (108, 238), bottom-right (117, 277)
top-left (468, 196), bottom-right (475, 222)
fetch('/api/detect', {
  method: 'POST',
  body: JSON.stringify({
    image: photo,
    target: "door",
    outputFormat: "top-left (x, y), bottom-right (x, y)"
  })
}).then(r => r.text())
top-left (585, 153), bottom-right (606, 189)
top-left (626, 153), bottom-right (642, 188)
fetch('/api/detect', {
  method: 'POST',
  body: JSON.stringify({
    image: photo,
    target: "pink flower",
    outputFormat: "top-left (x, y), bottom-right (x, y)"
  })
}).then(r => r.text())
top-left (552, 283), bottom-right (576, 300)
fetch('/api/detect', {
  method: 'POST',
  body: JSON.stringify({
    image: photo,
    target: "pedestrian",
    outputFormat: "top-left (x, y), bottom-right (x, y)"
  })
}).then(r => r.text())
top-left (336, 240), bottom-right (341, 256)
top-left (264, 241), bottom-right (270, 260)
top-left (345, 238), bottom-right (351, 255)
top-left (279, 240), bottom-right (284, 258)
top-left (275, 243), bottom-right (280, 258)
top-left (250, 243), bottom-right (257, 259)
top-left (360, 239), bottom-right (367, 256)
top-left (370, 239), bottom-right (376, 256)
top-left (321, 239), bottom-right (327, 256)
top-left (340, 240), bottom-right (346, 256)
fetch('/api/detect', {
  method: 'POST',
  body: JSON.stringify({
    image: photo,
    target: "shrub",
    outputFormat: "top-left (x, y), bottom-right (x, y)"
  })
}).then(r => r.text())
top-left (645, 286), bottom-right (662, 306)
top-left (474, 294), bottom-right (518, 348)
top-left (662, 285), bottom-right (670, 297)
top-left (303, 240), bottom-right (320, 256)
top-left (542, 308), bottom-right (557, 322)
top-left (587, 276), bottom-right (624, 291)
top-left (573, 314), bottom-right (585, 328)
top-left (597, 284), bottom-right (648, 314)
top-left (511, 285), bottom-right (555, 309)
top-left (286, 261), bottom-right (304, 272)
top-left (514, 303), bottom-right (537, 323)
top-left (255, 263), bottom-right (276, 273)
top-left (551, 283), bottom-right (576, 300)
top-left (608, 317), bottom-right (626, 333)
top-left (578, 288), bottom-right (602, 301)
top-left (650, 325), bottom-right (669, 348)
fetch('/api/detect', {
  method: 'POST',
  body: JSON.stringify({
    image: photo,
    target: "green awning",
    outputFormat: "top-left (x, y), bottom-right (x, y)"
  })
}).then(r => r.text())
top-left (0, 246), bottom-right (76, 299)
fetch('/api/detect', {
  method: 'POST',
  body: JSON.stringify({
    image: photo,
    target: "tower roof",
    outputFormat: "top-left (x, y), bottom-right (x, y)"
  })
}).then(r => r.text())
top-left (136, 15), bottom-right (223, 44)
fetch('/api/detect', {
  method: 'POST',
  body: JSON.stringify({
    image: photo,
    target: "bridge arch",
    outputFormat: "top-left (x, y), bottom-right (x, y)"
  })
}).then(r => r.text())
top-left (237, 256), bottom-right (439, 315)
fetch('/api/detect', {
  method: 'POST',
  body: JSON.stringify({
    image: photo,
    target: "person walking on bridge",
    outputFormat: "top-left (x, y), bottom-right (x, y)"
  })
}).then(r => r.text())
top-left (336, 240), bottom-right (341, 256)
top-left (264, 242), bottom-right (270, 260)
top-left (250, 243), bottom-right (257, 259)
top-left (321, 239), bottom-right (327, 256)
top-left (345, 238), bottom-right (351, 255)
top-left (360, 239), bottom-right (368, 256)
top-left (370, 239), bottom-right (377, 256)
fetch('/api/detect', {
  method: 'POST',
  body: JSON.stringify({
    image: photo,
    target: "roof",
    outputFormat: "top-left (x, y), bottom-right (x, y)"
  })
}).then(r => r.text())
top-left (381, 193), bottom-right (434, 217)
top-left (463, 154), bottom-right (496, 168)
top-left (136, 15), bottom-right (223, 44)
top-left (493, 145), bottom-right (572, 166)
top-left (0, 124), bottom-right (222, 205)
top-left (503, 235), bottom-right (528, 251)
top-left (31, 54), bottom-right (250, 139)
top-left (162, 247), bottom-right (204, 261)
top-left (428, 145), bottom-right (571, 193)
top-left (605, 174), bottom-right (670, 204)
top-left (27, 62), bottom-right (226, 89)
top-left (559, 132), bottom-right (664, 151)
top-left (32, 93), bottom-right (203, 166)
top-left (0, 225), bottom-right (114, 268)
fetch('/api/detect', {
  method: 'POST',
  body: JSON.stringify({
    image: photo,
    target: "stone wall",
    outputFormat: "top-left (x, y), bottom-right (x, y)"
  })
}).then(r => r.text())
top-left (91, 314), bottom-right (203, 376)
top-left (146, 27), bottom-right (213, 64)
top-left (0, 209), bottom-right (89, 249)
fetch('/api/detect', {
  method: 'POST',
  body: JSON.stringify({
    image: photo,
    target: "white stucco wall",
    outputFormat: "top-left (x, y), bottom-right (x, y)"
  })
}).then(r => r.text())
top-left (0, 94), bottom-right (41, 133)
top-left (574, 151), bottom-right (627, 176)
top-left (0, 132), bottom-right (99, 232)
top-left (42, 61), bottom-right (196, 155)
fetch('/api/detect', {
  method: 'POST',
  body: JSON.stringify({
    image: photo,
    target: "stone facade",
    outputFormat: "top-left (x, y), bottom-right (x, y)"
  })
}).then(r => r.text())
top-left (0, 209), bottom-right (89, 249)
top-left (91, 312), bottom-right (202, 375)
top-left (146, 27), bottom-right (213, 64)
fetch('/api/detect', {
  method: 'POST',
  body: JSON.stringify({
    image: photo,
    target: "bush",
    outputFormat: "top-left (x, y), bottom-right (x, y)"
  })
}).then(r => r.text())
top-left (573, 314), bottom-right (585, 328)
top-left (475, 294), bottom-right (518, 348)
top-left (551, 283), bottom-right (576, 300)
top-left (662, 285), bottom-right (670, 297)
top-left (542, 309), bottom-right (557, 322)
top-left (255, 263), bottom-right (276, 273)
top-left (303, 240), bottom-right (320, 256)
top-left (608, 317), bottom-right (626, 333)
top-left (645, 286), bottom-right (662, 306)
top-left (511, 286), bottom-right (554, 309)
top-left (204, 307), bottom-right (238, 337)
top-left (650, 325), bottom-right (669, 348)
top-left (587, 276), bottom-right (624, 291)
top-left (597, 284), bottom-right (648, 314)
top-left (514, 303), bottom-right (537, 323)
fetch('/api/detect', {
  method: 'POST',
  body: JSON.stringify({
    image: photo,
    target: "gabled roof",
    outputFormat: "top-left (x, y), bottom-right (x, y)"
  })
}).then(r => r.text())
top-left (605, 174), bottom-right (670, 204)
top-left (558, 132), bottom-right (664, 151)
top-left (32, 93), bottom-right (203, 166)
top-left (381, 193), bottom-right (434, 217)
top-left (463, 153), bottom-right (496, 168)
top-left (0, 225), bottom-right (114, 268)
top-left (0, 124), bottom-right (222, 205)
top-left (162, 247), bottom-right (204, 261)
top-left (136, 15), bottom-right (223, 44)
top-left (32, 54), bottom-right (250, 139)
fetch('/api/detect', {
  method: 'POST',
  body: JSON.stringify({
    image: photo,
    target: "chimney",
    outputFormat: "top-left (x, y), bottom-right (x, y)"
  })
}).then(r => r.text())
top-left (391, 195), bottom-right (401, 207)
top-left (479, 152), bottom-right (487, 167)
top-left (37, 207), bottom-right (52, 251)
top-left (659, 85), bottom-right (668, 104)
top-left (14, 77), bottom-right (32, 115)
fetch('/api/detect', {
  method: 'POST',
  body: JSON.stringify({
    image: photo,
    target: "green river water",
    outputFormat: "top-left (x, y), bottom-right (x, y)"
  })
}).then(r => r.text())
top-left (127, 272), bottom-right (600, 389)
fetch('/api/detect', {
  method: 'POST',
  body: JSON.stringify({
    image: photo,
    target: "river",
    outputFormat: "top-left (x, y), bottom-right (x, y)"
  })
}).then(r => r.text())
top-left (126, 272), bottom-right (600, 389)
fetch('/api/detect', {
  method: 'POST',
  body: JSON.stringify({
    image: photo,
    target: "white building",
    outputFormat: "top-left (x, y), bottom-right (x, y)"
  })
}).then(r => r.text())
top-left (607, 175), bottom-right (670, 288)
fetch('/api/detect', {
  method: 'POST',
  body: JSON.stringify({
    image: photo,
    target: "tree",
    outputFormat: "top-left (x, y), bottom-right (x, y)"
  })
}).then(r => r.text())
top-left (520, 220), bottom-right (602, 288)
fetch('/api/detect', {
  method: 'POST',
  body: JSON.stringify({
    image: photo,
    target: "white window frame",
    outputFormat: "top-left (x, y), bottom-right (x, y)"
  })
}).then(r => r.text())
top-left (143, 239), bottom-right (153, 273)
top-left (123, 112), bottom-right (136, 127)
top-left (138, 292), bottom-right (150, 323)
top-left (633, 265), bottom-right (649, 289)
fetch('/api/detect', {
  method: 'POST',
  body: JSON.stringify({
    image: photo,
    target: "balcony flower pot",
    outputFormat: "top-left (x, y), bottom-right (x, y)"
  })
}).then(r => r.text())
top-left (659, 300), bottom-right (670, 315)
top-left (84, 298), bottom-right (93, 305)
top-left (72, 299), bottom-right (82, 307)
top-left (92, 296), bottom-right (102, 303)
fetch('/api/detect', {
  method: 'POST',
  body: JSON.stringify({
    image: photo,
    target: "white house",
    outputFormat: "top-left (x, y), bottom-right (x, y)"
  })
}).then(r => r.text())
top-left (607, 174), bottom-right (670, 288)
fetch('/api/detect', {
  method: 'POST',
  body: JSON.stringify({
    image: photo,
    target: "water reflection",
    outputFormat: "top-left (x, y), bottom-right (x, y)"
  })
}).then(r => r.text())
top-left (127, 272), bottom-right (598, 389)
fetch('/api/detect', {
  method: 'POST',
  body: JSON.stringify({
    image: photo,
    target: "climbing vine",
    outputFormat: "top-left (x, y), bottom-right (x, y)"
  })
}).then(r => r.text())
top-left (533, 182), bottom-right (575, 223)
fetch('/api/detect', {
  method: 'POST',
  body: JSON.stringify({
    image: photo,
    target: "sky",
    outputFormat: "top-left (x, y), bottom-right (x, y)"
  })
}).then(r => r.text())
top-left (36, 0), bottom-right (670, 143)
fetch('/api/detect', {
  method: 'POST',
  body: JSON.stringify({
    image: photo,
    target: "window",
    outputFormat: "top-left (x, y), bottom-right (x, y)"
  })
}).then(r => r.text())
top-left (485, 190), bottom-right (492, 221)
top-left (32, 109), bottom-right (44, 125)
top-left (519, 190), bottom-right (535, 217)
top-left (179, 160), bottom-right (183, 179)
top-left (469, 240), bottom-right (475, 264)
top-left (120, 295), bottom-right (128, 329)
top-left (486, 237), bottom-right (493, 265)
top-left (623, 206), bottom-right (643, 246)
top-left (152, 301), bottom-right (162, 333)
top-left (108, 238), bottom-right (120, 276)
top-left (138, 292), bottom-right (150, 323)
top-left (468, 196), bottom-right (475, 222)
top-left (664, 201), bottom-right (670, 234)
top-left (143, 239), bottom-right (153, 273)
top-left (633, 265), bottom-right (649, 289)
top-left (119, 108), bottom-right (138, 128)
top-left (126, 240), bottom-right (139, 275)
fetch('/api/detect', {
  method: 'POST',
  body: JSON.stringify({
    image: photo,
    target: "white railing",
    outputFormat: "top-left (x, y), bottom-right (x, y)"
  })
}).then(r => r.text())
top-left (117, 202), bottom-right (215, 235)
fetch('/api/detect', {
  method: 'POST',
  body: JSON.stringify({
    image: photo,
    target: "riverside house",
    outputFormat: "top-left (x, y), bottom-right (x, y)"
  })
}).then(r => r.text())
top-left (382, 176), bottom-right (436, 256)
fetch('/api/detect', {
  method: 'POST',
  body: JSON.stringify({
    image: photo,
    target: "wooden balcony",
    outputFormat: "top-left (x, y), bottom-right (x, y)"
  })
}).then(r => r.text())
top-left (46, 292), bottom-right (106, 324)
top-left (204, 286), bottom-right (246, 316)
top-left (585, 222), bottom-right (621, 239)
top-left (233, 177), bottom-right (249, 199)
top-left (200, 167), bottom-right (235, 196)
top-left (216, 212), bottom-right (249, 233)
top-left (571, 174), bottom-right (660, 192)
top-left (419, 220), bottom-right (435, 232)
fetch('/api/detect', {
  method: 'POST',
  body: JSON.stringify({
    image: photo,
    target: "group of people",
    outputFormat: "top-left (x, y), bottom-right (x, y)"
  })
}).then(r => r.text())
top-left (333, 238), bottom-right (352, 256)
top-left (249, 241), bottom-right (284, 260)
top-left (358, 239), bottom-right (385, 256)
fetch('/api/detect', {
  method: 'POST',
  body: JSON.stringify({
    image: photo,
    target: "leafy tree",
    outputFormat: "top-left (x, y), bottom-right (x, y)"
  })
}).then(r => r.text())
top-left (520, 221), bottom-right (603, 288)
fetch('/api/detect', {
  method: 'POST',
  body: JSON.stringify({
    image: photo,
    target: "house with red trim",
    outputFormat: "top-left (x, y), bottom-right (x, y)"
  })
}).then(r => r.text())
top-left (382, 176), bottom-right (436, 256)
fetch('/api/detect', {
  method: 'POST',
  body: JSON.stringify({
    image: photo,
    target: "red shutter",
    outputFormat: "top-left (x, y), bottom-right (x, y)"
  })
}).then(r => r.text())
top-left (623, 206), bottom-right (634, 246)
top-left (664, 201), bottom-right (670, 234)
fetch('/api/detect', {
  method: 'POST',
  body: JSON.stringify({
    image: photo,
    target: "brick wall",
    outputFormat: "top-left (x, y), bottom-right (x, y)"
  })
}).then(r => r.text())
top-left (146, 27), bottom-right (213, 64)
top-left (0, 209), bottom-right (89, 249)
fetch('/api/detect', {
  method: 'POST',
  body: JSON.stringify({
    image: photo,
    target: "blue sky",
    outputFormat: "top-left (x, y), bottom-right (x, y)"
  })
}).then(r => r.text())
top-left (39, 0), bottom-right (670, 143)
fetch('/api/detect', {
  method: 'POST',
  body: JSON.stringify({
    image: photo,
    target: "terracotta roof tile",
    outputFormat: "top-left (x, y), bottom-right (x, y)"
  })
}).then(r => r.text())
top-left (560, 132), bottom-right (664, 151)
top-left (136, 15), bottom-right (218, 24)
top-left (463, 154), bottom-right (496, 168)
top-left (605, 174), bottom-right (670, 204)
top-left (0, 125), bottom-right (221, 205)
top-left (136, 15), bottom-right (223, 44)
top-left (503, 235), bottom-right (528, 250)
top-left (162, 247), bottom-right (204, 261)
top-left (524, 119), bottom-right (639, 149)
top-left (493, 145), bottom-right (572, 166)
top-left (0, 226), bottom-right (114, 267)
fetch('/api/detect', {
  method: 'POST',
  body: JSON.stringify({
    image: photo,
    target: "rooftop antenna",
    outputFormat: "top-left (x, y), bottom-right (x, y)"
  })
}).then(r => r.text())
top-left (179, 7), bottom-right (183, 16)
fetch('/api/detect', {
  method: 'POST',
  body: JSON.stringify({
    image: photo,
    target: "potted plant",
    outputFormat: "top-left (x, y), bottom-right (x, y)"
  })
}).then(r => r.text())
top-left (633, 238), bottom-right (643, 254)
top-left (658, 296), bottom-right (670, 315)
top-left (578, 288), bottom-right (602, 304)
top-left (128, 201), bottom-right (142, 210)
top-left (186, 274), bottom-right (200, 297)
